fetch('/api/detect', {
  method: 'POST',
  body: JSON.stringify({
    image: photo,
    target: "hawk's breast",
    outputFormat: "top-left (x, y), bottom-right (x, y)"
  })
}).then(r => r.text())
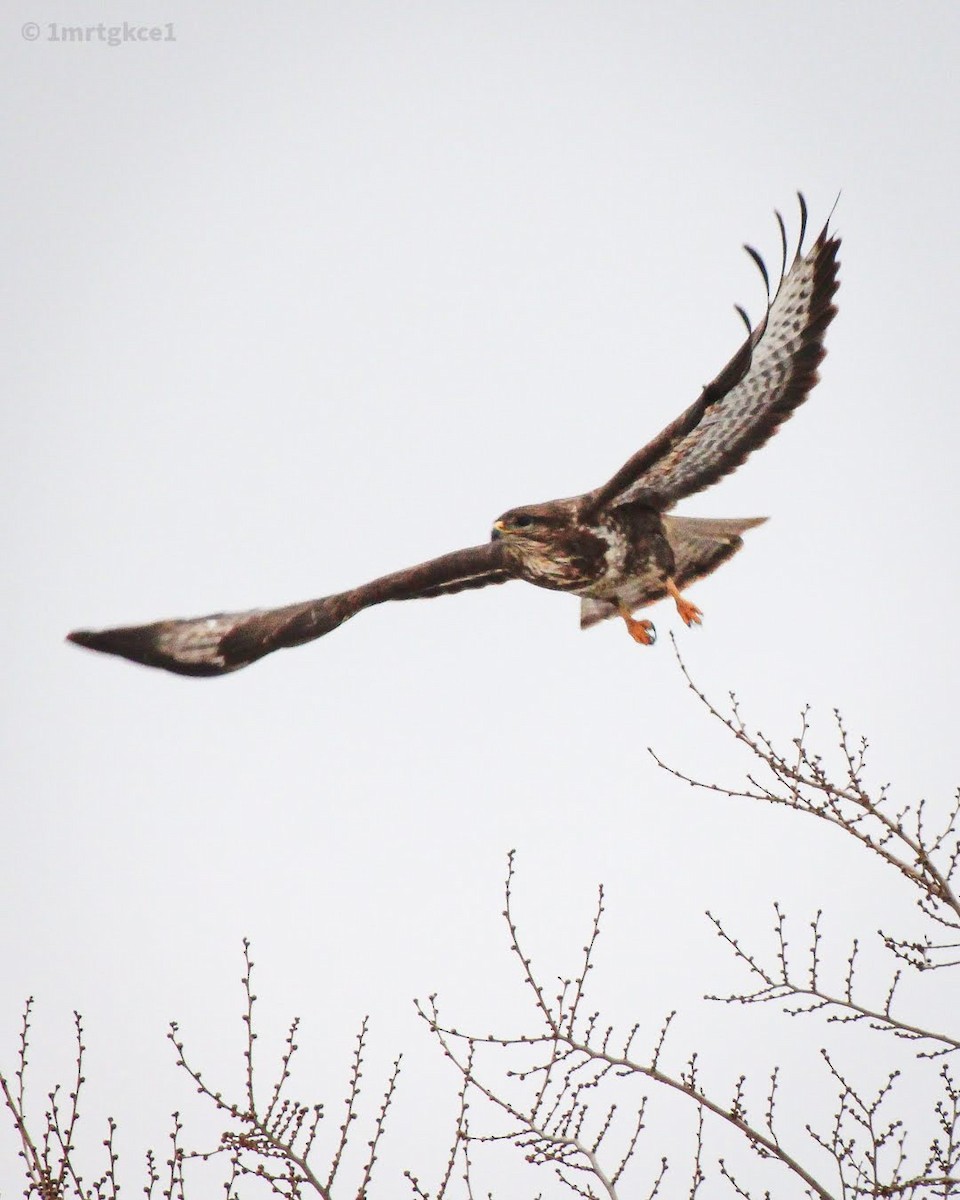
top-left (506, 527), bottom-right (609, 593)
top-left (578, 508), bottom-right (674, 600)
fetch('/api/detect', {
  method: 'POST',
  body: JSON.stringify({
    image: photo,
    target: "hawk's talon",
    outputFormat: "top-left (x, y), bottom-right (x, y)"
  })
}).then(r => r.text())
top-left (667, 579), bottom-right (703, 628)
top-left (677, 598), bottom-right (703, 627)
top-left (618, 604), bottom-right (657, 646)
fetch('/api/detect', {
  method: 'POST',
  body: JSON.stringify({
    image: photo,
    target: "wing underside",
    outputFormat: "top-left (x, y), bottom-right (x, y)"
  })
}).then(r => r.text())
top-left (585, 197), bottom-right (840, 517)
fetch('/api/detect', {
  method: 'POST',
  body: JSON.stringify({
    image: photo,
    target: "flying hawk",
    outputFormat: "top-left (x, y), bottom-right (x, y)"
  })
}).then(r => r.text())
top-left (68, 196), bottom-right (840, 678)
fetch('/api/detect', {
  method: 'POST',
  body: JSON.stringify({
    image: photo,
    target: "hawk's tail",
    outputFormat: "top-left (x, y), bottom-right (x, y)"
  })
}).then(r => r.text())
top-left (579, 514), bottom-right (767, 629)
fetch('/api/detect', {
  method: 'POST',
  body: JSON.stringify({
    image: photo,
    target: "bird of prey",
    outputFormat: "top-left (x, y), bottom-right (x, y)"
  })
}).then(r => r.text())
top-left (68, 196), bottom-right (840, 678)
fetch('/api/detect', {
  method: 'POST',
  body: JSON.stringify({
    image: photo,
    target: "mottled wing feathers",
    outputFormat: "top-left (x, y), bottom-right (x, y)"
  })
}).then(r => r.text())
top-left (67, 543), bottom-right (515, 677)
top-left (586, 197), bottom-right (840, 515)
top-left (579, 514), bottom-right (766, 628)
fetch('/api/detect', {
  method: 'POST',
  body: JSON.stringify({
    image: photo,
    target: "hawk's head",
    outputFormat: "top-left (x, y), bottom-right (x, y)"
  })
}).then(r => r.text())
top-left (491, 501), bottom-right (573, 544)
top-left (490, 498), bottom-right (597, 590)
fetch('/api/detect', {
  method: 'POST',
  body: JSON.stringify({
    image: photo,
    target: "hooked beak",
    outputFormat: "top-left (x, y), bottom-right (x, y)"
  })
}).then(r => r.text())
top-left (491, 519), bottom-right (509, 541)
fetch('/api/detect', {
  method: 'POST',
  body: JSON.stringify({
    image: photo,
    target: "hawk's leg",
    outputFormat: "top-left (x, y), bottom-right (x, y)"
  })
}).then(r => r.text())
top-left (667, 578), bottom-right (702, 627)
top-left (617, 602), bottom-right (657, 646)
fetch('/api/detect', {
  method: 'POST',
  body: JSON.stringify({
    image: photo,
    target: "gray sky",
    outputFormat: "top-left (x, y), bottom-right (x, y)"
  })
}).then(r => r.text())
top-left (3, 2), bottom-right (959, 1194)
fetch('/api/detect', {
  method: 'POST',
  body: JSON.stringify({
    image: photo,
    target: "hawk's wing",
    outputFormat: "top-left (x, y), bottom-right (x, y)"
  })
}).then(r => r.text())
top-left (67, 542), bottom-right (515, 677)
top-left (583, 197), bottom-right (840, 518)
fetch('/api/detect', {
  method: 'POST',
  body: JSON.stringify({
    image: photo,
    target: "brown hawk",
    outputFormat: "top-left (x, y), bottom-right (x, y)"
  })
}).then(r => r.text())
top-left (68, 196), bottom-right (840, 677)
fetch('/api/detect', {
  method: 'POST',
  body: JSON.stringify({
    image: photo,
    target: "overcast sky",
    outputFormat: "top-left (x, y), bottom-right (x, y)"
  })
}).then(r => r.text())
top-left (3, 2), bottom-right (960, 1195)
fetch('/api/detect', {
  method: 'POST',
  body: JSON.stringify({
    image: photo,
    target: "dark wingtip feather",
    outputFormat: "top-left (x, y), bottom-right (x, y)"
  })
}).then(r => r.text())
top-left (796, 191), bottom-right (809, 253)
top-left (743, 244), bottom-right (770, 299)
top-left (775, 210), bottom-right (788, 282)
top-left (733, 304), bottom-right (751, 335)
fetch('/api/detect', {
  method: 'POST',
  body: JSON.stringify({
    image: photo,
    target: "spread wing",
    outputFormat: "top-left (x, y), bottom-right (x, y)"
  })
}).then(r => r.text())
top-left (584, 196), bottom-right (840, 518)
top-left (67, 542), bottom-right (515, 677)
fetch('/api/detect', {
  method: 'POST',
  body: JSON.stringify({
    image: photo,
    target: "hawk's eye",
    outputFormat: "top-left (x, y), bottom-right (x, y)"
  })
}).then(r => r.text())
top-left (513, 514), bottom-right (534, 528)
